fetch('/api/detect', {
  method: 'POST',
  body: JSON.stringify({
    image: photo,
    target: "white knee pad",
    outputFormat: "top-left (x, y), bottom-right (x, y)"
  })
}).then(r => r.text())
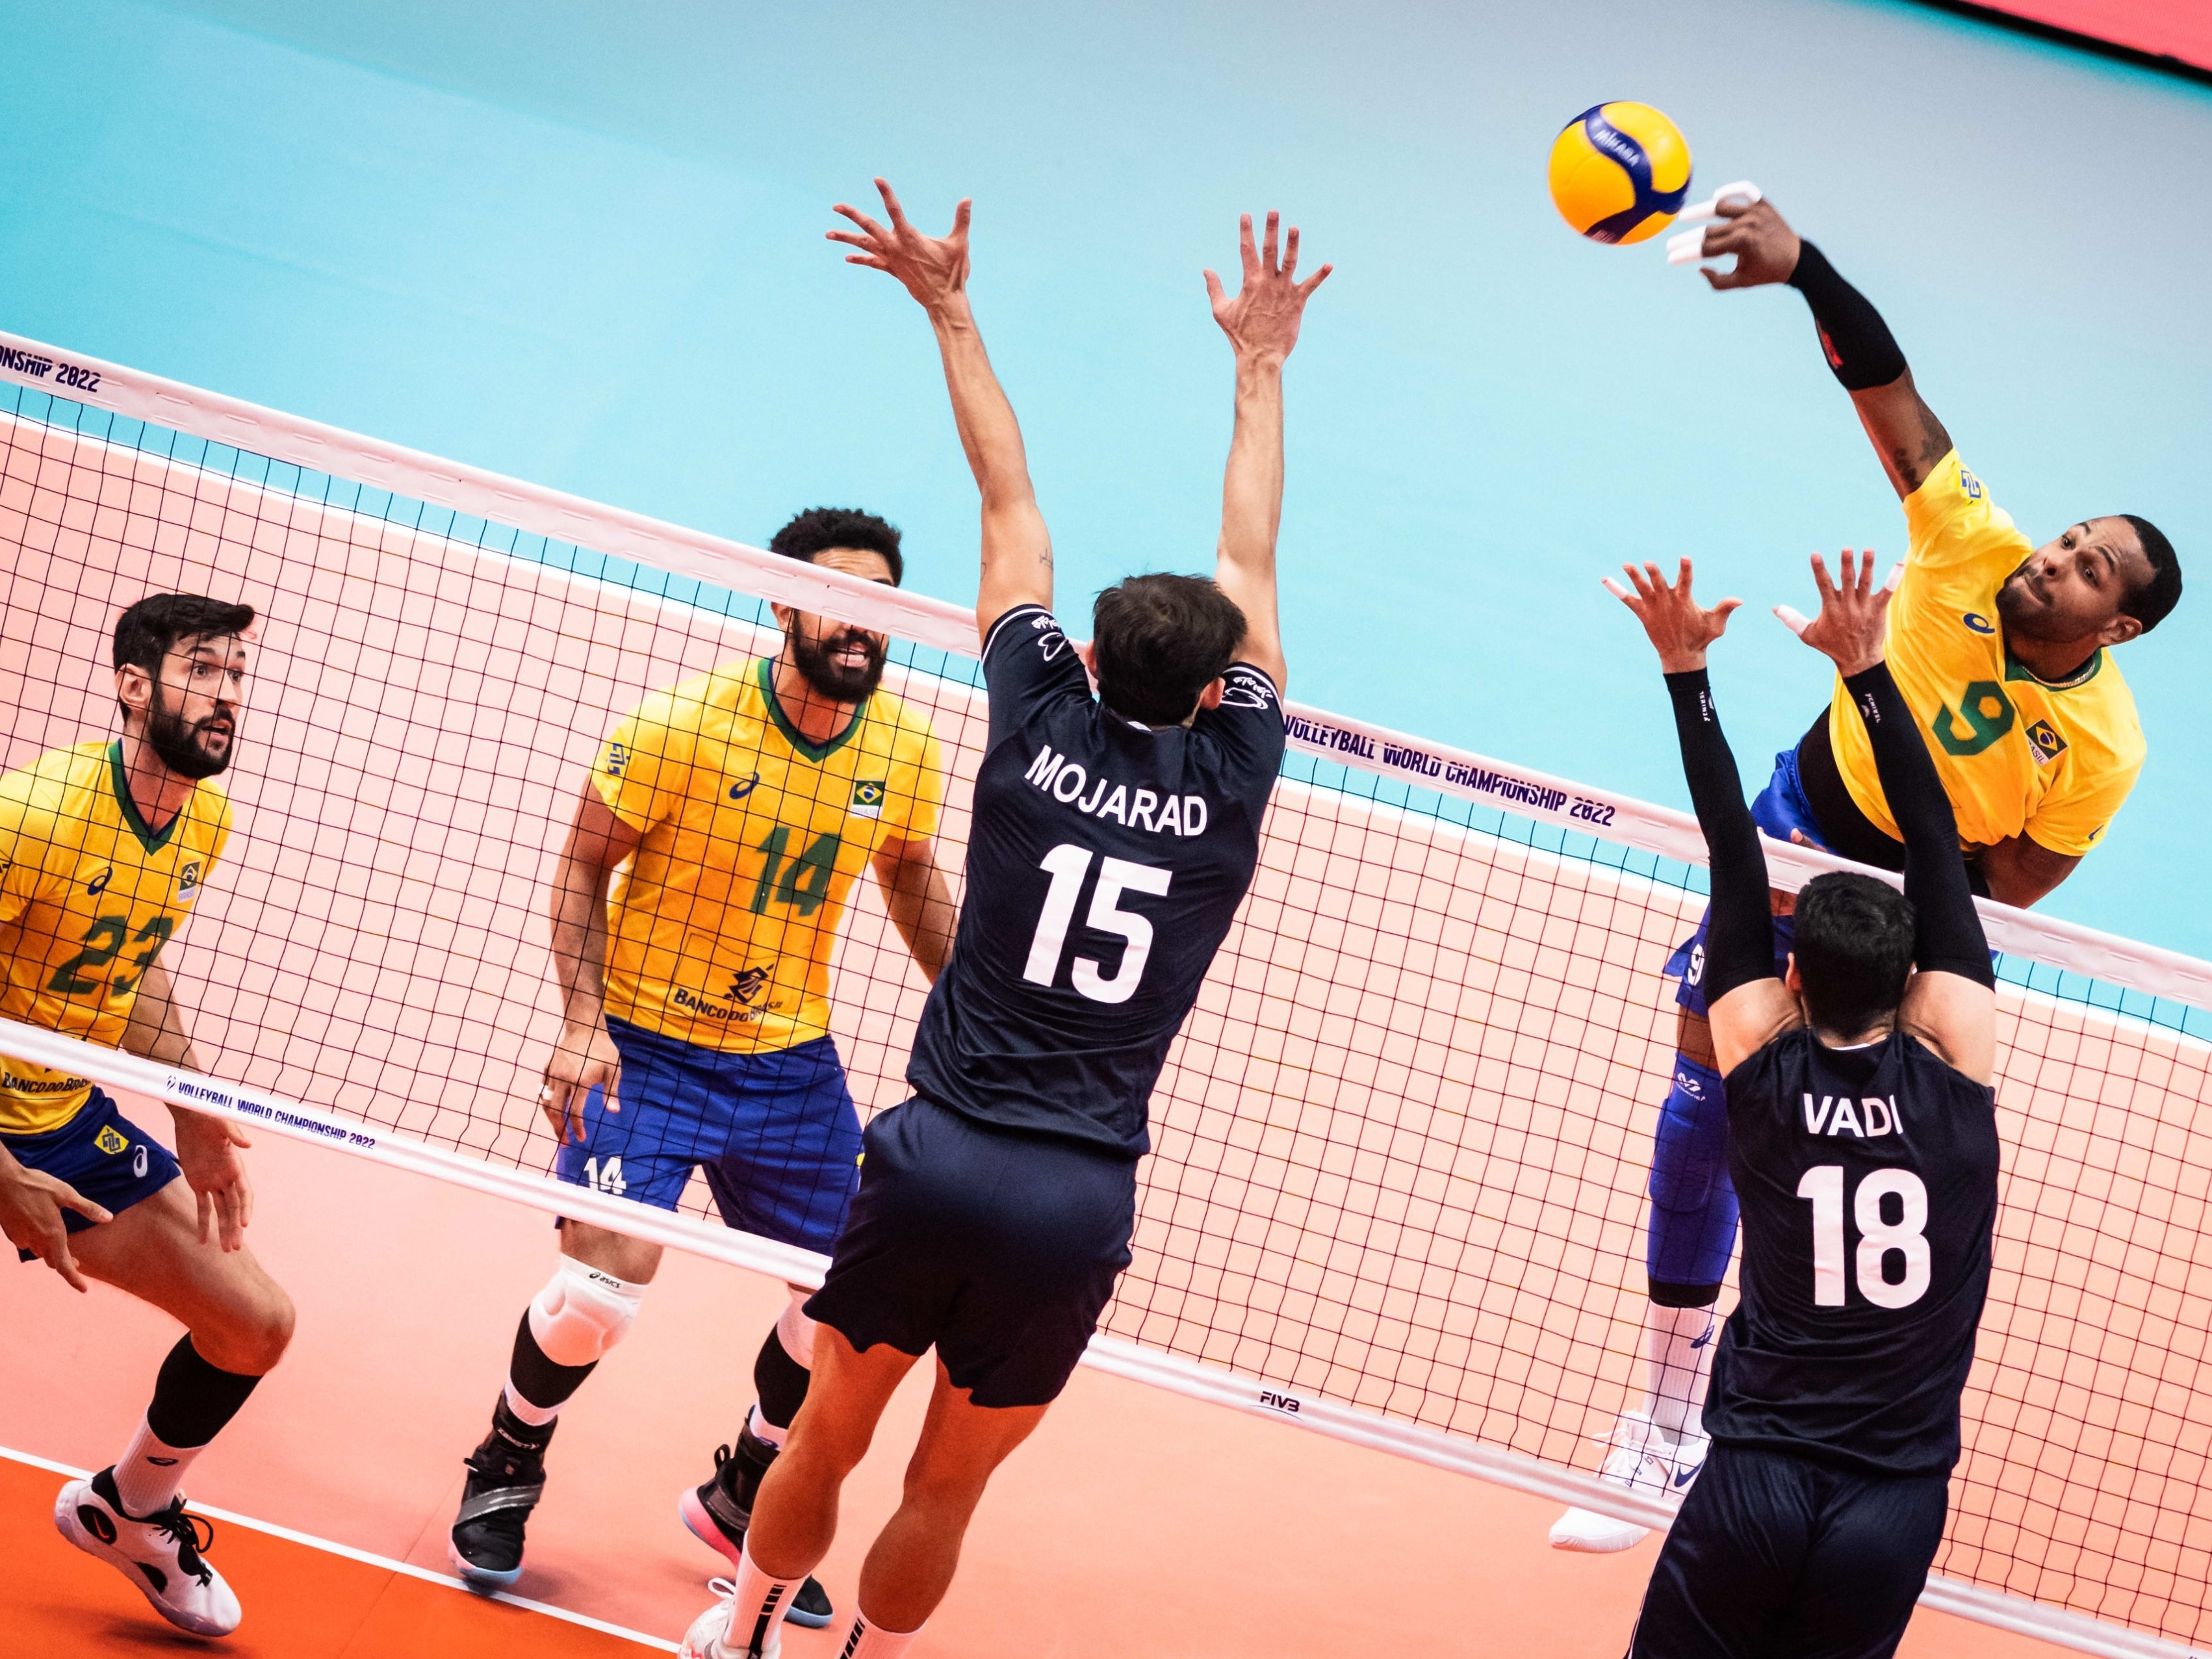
top-left (776, 1283), bottom-right (817, 1368)
top-left (528, 1256), bottom-right (646, 1368)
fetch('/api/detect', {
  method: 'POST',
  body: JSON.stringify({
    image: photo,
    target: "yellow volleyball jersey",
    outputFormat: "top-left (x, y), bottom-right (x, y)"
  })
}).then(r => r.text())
top-left (597, 659), bottom-right (944, 1054)
top-left (0, 742), bottom-right (232, 1135)
top-left (1826, 452), bottom-right (2144, 856)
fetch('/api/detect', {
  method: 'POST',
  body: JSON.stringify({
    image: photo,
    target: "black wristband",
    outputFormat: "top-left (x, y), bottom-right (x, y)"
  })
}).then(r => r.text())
top-left (1786, 240), bottom-right (1908, 392)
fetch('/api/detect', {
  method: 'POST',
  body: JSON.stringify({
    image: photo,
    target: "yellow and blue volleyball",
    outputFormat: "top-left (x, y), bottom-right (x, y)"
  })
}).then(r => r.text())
top-left (1547, 102), bottom-right (1692, 245)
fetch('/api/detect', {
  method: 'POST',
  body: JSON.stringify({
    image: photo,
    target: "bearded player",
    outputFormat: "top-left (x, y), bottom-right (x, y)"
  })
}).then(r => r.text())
top-left (1612, 548), bottom-right (1998, 1659)
top-left (3, 595), bottom-right (294, 1638)
top-left (447, 509), bottom-right (955, 1630)
top-left (671, 184), bottom-right (1325, 1659)
top-left (1552, 198), bottom-right (2183, 1551)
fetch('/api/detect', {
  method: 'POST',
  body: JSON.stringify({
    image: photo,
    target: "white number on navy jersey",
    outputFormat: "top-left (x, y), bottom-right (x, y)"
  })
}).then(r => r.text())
top-left (1797, 1164), bottom-right (1930, 1309)
top-left (1022, 843), bottom-right (1174, 1005)
top-left (583, 1155), bottom-right (627, 1198)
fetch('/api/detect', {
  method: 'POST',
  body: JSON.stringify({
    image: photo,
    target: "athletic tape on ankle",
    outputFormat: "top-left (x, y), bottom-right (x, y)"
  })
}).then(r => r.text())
top-left (528, 1256), bottom-right (645, 1367)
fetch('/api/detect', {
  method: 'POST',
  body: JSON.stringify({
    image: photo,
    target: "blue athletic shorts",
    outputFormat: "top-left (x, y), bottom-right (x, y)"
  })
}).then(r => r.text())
top-left (553, 1019), bottom-right (863, 1255)
top-left (1664, 749), bottom-right (1825, 1017)
top-left (7, 1087), bottom-right (181, 1261)
top-left (806, 1097), bottom-right (1138, 1408)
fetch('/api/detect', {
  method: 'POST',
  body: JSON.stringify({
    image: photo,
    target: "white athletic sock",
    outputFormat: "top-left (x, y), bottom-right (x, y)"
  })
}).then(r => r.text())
top-left (1645, 1302), bottom-right (1718, 1440)
top-left (747, 1402), bottom-right (790, 1450)
top-left (836, 1610), bottom-right (924, 1656)
top-left (503, 1381), bottom-right (563, 1428)
top-left (111, 1417), bottom-right (201, 1518)
top-left (717, 1537), bottom-right (803, 1658)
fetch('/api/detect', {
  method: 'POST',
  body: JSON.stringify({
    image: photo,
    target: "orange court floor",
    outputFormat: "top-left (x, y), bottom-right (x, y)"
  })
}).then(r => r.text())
top-left (3, 1107), bottom-right (2054, 1658)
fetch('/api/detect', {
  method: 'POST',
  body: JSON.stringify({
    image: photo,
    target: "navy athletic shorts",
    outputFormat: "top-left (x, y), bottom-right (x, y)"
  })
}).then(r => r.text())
top-left (8, 1087), bottom-right (181, 1261)
top-left (805, 1096), bottom-right (1138, 1409)
top-left (553, 1018), bottom-right (862, 1254)
top-left (1628, 1441), bottom-right (1949, 1659)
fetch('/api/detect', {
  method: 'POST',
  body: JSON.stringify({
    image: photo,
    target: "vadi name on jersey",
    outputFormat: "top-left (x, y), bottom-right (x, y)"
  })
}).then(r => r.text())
top-left (1803, 1092), bottom-right (1899, 1138)
top-left (1022, 744), bottom-right (1210, 837)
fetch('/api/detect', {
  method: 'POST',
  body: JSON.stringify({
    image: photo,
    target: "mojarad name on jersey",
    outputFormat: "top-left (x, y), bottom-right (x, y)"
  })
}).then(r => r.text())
top-left (1802, 1092), bottom-right (1900, 1138)
top-left (1022, 744), bottom-right (1211, 837)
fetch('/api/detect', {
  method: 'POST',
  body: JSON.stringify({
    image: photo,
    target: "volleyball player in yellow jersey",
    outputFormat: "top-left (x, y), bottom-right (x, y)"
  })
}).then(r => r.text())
top-left (1552, 198), bottom-right (2184, 1552)
top-left (451, 509), bottom-right (955, 1623)
top-left (1, 595), bottom-right (294, 1636)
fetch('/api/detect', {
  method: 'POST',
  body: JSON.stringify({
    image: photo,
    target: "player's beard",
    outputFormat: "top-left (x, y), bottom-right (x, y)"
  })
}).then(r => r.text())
top-left (145, 685), bottom-right (237, 780)
top-left (790, 622), bottom-right (888, 703)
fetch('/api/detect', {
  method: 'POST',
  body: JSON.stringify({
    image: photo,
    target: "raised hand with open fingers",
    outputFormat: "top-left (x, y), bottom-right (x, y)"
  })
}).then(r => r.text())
top-left (1206, 210), bottom-right (1332, 364)
top-left (1782, 548), bottom-right (1892, 676)
top-left (827, 177), bottom-right (971, 313)
top-left (1604, 558), bottom-right (1742, 673)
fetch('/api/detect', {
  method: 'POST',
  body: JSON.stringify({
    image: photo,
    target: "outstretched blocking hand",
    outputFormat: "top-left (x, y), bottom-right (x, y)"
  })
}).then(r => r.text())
top-left (1695, 197), bottom-right (1803, 291)
top-left (829, 178), bottom-right (971, 314)
top-left (1777, 548), bottom-right (1893, 677)
top-left (1206, 211), bottom-right (1331, 364)
top-left (1605, 558), bottom-right (1741, 673)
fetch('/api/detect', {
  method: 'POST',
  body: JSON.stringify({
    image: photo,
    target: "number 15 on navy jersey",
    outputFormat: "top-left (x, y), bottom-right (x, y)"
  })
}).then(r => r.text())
top-left (905, 606), bottom-right (1285, 1158)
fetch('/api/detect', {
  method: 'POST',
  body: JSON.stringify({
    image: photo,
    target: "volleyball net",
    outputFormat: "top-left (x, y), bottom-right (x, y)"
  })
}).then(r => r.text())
top-left (5, 334), bottom-right (2211, 1659)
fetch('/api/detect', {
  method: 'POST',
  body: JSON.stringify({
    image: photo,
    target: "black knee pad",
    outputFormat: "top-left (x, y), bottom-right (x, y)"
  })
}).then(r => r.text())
top-left (753, 1322), bottom-right (811, 1430)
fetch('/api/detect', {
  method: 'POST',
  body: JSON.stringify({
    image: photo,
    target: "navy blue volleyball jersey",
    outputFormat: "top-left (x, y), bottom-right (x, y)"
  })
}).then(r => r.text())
top-left (906, 605), bottom-right (1285, 1158)
top-left (1704, 1027), bottom-right (2000, 1476)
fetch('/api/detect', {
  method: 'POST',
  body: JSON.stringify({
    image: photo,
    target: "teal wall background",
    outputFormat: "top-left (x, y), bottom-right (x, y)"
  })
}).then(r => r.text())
top-left (5, 0), bottom-right (2208, 951)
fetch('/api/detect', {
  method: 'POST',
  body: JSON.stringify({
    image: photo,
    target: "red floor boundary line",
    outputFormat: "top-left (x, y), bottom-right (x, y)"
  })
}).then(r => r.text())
top-left (0, 1441), bottom-right (678, 1653)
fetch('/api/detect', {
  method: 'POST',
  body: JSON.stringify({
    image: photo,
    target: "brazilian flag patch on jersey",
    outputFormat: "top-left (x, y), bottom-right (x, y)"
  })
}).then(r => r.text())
top-left (2024, 719), bottom-right (2068, 767)
top-left (95, 1124), bottom-right (129, 1155)
top-left (850, 778), bottom-right (887, 819)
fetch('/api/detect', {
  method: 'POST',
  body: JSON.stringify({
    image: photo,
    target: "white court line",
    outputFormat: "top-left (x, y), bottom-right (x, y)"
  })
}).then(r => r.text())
top-left (0, 1442), bottom-right (677, 1652)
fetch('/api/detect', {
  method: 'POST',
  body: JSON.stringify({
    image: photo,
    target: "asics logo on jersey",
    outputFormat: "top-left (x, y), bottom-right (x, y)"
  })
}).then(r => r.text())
top-left (1022, 745), bottom-right (1210, 836)
top-left (2025, 719), bottom-right (2068, 766)
top-left (1961, 612), bottom-right (1996, 635)
top-left (726, 967), bottom-right (771, 1003)
top-left (1802, 1093), bottom-right (1899, 1138)
top-left (134, 1145), bottom-right (149, 1177)
top-left (85, 867), bottom-right (112, 896)
top-left (727, 773), bottom-right (760, 801)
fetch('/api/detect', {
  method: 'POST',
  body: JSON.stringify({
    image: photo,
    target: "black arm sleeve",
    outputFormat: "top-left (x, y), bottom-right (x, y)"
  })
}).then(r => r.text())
top-left (1666, 669), bottom-right (1776, 1007)
top-left (1840, 663), bottom-right (1996, 986)
top-left (1788, 240), bottom-right (1908, 392)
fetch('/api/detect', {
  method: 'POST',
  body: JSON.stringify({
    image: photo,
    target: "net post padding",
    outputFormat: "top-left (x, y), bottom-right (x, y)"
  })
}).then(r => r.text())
top-left (10, 335), bottom-right (2212, 1655)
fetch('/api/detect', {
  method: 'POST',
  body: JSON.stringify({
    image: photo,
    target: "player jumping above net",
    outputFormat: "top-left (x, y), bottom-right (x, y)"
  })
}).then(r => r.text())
top-left (0, 595), bottom-right (294, 1639)
top-left (671, 182), bottom-right (1326, 1659)
top-left (447, 509), bottom-right (955, 1627)
top-left (1552, 196), bottom-right (2184, 1553)
top-left (1608, 550), bottom-right (1998, 1659)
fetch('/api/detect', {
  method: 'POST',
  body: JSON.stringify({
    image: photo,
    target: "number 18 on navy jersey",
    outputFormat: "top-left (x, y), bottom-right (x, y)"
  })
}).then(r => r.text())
top-left (906, 606), bottom-right (1286, 1158)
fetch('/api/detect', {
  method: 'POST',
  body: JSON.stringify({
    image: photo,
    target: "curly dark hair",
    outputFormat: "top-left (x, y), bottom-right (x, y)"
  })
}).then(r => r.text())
top-left (769, 508), bottom-right (904, 587)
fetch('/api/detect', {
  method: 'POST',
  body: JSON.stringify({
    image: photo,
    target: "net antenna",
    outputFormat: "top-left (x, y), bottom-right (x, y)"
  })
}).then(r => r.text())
top-left (6, 333), bottom-right (2211, 1658)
